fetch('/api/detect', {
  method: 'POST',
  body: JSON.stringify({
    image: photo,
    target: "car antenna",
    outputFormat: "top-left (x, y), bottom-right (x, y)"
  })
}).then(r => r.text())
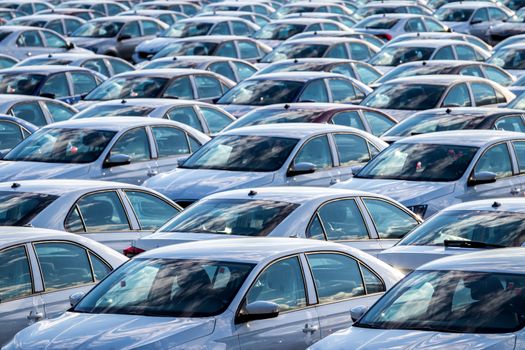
top-left (293, 58), bottom-right (298, 63)
top-left (284, 103), bottom-right (290, 109)
top-left (121, 99), bottom-right (127, 104)
top-left (422, 61), bottom-right (426, 65)
top-left (248, 190), bottom-right (257, 196)
top-left (445, 108), bottom-right (451, 114)
top-left (492, 201), bottom-right (501, 208)
top-left (11, 183), bottom-right (20, 189)
top-left (48, 53), bottom-right (53, 58)
top-left (173, 56), bottom-right (177, 60)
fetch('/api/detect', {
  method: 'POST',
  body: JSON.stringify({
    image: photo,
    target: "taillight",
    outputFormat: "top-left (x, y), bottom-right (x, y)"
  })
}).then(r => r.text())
top-left (123, 246), bottom-right (145, 258)
top-left (377, 33), bottom-right (392, 41)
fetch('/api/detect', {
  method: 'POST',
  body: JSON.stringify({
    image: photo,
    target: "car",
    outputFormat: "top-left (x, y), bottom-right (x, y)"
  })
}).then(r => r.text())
top-left (74, 98), bottom-right (236, 135)
top-left (5, 237), bottom-right (403, 349)
top-left (143, 123), bottom-right (388, 206)
top-left (353, 14), bottom-right (448, 42)
top-left (283, 12), bottom-right (357, 28)
top-left (308, 248), bottom-right (525, 350)
top-left (256, 58), bottom-right (382, 85)
top-left (222, 103), bottom-right (397, 137)
top-left (381, 107), bottom-right (525, 143)
top-left (0, 54), bottom-right (17, 69)
top-left (0, 227), bottom-right (127, 346)
top-left (0, 0), bottom-right (53, 15)
top-left (488, 44), bottom-right (525, 78)
top-left (6, 14), bottom-right (85, 36)
top-left (118, 9), bottom-right (188, 26)
top-left (435, 1), bottom-right (513, 42)
top-left (77, 69), bottom-right (236, 107)
top-left (17, 52), bottom-right (133, 78)
top-left (486, 8), bottom-right (525, 45)
top-left (141, 56), bottom-right (258, 82)
top-left (217, 72), bottom-right (372, 117)
top-left (369, 40), bottom-right (490, 73)
top-left (360, 75), bottom-right (515, 121)
top-left (374, 60), bottom-right (515, 87)
top-left (56, 0), bottom-right (128, 16)
top-left (507, 90), bottom-right (525, 109)
top-left (0, 117), bottom-right (210, 184)
top-left (158, 16), bottom-right (260, 39)
top-left (132, 0), bottom-right (200, 16)
top-left (70, 16), bottom-right (168, 60)
top-left (271, 1), bottom-right (354, 19)
top-left (493, 33), bottom-right (525, 52)
top-left (0, 8), bottom-right (25, 24)
top-left (353, 1), bottom-right (433, 19)
top-left (259, 37), bottom-right (380, 64)
top-left (135, 35), bottom-right (272, 63)
top-left (287, 30), bottom-right (386, 49)
top-left (0, 114), bottom-right (37, 153)
top-left (201, 0), bottom-right (275, 17)
top-left (196, 10), bottom-right (270, 27)
top-left (334, 130), bottom-right (525, 218)
top-left (386, 31), bottom-right (492, 51)
top-left (501, 0), bottom-right (525, 10)
top-left (379, 198), bottom-right (525, 272)
top-left (37, 7), bottom-right (104, 21)
top-left (130, 187), bottom-right (421, 256)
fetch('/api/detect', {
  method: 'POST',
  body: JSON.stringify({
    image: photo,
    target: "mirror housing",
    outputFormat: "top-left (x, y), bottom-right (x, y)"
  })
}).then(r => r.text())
top-left (236, 301), bottom-right (279, 324)
top-left (177, 156), bottom-right (188, 167)
top-left (468, 171), bottom-right (497, 186)
top-left (67, 42), bottom-right (75, 50)
top-left (104, 153), bottom-right (131, 168)
top-left (350, 305), bottom-right (368, 322)
top-left (118, 34), bottom-right (132, 41)
top-left (69, 292), bottom-right (85, 308)
top-left (287, 162), bottom-right (316, 177)
top-left (351, 165), bottom-right (364, 176)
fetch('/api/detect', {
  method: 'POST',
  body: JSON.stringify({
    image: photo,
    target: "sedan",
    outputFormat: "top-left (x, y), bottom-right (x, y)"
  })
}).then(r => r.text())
top-left (133, 0), bottom-right (200, 16)
top-left (6, 14), bottom-right (85, 36)
top-left (487, 8), bottom-right (525, 45)
top-left (159, 16), bottom-right (260, 39)
top-left (386, 31), bottom-right (492, 52)
top-left (0, 117), bottom-right (210, 184)
top-left (0, 0), bottom-right (52, 15)
top-left (0, 227), bottom-right (127, 346)
top-left (143, 123), bottom-right (387, 206)
top-left (56, 0), bottom-right (128, 16)
top-left (354, 14), bottom-right (448, 41)
top-left (488, 44), bottom-right (525, 78)
top-left (5, 238), bottom-right (403, 349)
top-left (0, 115), bottom-right (37, 153)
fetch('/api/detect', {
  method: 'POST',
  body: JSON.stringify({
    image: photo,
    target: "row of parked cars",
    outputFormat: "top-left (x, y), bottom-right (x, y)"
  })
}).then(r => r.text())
top-left (2, 0), bottom-right (525, 348)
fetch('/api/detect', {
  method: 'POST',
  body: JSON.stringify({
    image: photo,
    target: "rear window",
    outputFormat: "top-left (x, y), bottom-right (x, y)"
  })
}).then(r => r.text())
top-left (356, 17), bottom-right (399, 29)
top-left (0, 31), bottom-right (11, 42)
top-left (0, 191), bottom-right (58, 225)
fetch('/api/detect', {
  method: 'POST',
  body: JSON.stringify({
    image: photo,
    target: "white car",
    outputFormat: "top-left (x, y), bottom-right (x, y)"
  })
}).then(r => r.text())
top-left (5, 238), bottom-right (403, 350)
top-left (308, 248), bottom-right (525, 349)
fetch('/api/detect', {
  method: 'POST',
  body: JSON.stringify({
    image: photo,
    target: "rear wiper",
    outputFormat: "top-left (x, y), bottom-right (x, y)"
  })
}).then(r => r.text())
top-left (444, 240), bottom-right (505, 249)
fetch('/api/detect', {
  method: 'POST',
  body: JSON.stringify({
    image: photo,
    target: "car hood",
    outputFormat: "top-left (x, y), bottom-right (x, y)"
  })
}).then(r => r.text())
top-left (70, 37), bottom-right (113, 48)
top-left (217, 104), bottom-right (258, 118)
top-left (0, 161), bottom-right (90, 181)
top-left (135, 38), bottom-right (177, 53)
top-left (135, 231), bottom-right (244, 251)
top-left (376, 109), bottom-right (418, 121)
top-left (9, 312), bottom-right (215, 349)
top-left (312, 326), bottom-right (516, 350)
top-left (143, 168), bottom-right (276, 201)
top-left (489, 22), bottom-right (525, 35)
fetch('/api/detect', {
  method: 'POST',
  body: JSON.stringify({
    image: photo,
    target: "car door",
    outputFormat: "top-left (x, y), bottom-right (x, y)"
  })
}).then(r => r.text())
top-left (150, 125), bottom-right (192, 174)
top-left (236, 256), bottom-right (320, 350)
top-left (469, 8), bottom-right (490, 37)
top-left (68, 71), bottom-right (100, 103)
top-left (15, 30), bottom-right (46, 58)
top-left (39, 73), bottom-right (72, 103)
top-left (509, 140), bottom-right (525, 197)
top-left (116, 21), bottom-right (143, 60)
top-left (332, 132), bottom-right (374, 182)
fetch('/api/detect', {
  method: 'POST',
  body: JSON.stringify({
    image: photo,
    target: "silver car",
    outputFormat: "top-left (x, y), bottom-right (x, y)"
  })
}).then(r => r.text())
top-left (0, 117), bottom-right (210, 184)
top-left (6, 14), bottom-right (85, 36)
top-left (386, 32), bottom-right (492, 52)
top-left (5, 238), bottom-right (403, 349)
top-left (0, 227), bottom-right (127, 346)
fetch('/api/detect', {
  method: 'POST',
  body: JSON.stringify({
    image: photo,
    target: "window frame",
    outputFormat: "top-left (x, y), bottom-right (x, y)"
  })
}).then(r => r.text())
top-left (290, 134), bottom-right (335, 171)
top-left (150, 125), bottom-right (192, 159)
top-left (105, 126), bottom-right (153, 165)
top-left (469, 141), bottom-right (516, 182)
top-left (122, 189), bottom-right (180, 231)
top-left (0, 244), bottom-right (35, 302)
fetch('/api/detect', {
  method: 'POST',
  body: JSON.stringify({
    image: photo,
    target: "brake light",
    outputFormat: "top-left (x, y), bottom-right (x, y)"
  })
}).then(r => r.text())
top-left (123, 246), bottom-right (145, 258)
top-left (377, 33), bottom-right (392, 41)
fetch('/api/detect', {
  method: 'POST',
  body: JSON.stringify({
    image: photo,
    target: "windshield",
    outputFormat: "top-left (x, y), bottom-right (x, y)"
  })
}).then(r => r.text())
top-left (0, 73), bottom-right (44, 95)
top-left (400, 210), bottom-right (525, 247)
top-left (357, 143), bottom-right (478, 181)
top-left (161, 199), bottom-right (299, 236)
top-left (143, 60), bottom-right (196, 70)
top-left (375, 65), bottom-right (448, 84)
top-left (0, 191), bottom-right (58, 225)
top-left (181, 135), bottom-right (298, 172)
top-left (162, 21), bottom-right (213, 38)
top-left (153, 42), bottom-right (218, 59)
top-left (356, 270), bottom-right (525, 333)
top-left (75, 105), bottom-right (153, 118)
top-left (85, 76), bottom-right (169, 101)
top-left (225, 108), bottom-right (322, 131)
top-left (261, 43), bottom-right (328, 63)
top-left (383, 113), bottom-right (483, 137)
top-left (489, 48), bottom-right (525, 69)
top-left (253, 23), bottom-right (306, 40)
top-left (5, 128), bottom-right (116, 163)
top-left (362, 83), bottom-right (446, 110)
top-left (72, 21), bottom-right (123, 37)
top-left (370, 47), bottom-right (435, 66)
top-left (436, 8), bottom-right (474, 22)
top-left (74, 258), bottom-right (254, 317)
top-left (218, 79), bottom-right (304, 105)
top-left (355, 17), bottom-right (399, 29)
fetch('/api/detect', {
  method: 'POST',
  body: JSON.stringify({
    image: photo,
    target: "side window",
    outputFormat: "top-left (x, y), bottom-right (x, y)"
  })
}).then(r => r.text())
top-left (442, 83), bottom-right (472, 107)
top-left (142, 20), bottom-right (160, 36)
top-left (424, 18), bottom-right (445, 32)
top-left (472, 8), bottom-right (489, 22)
top-left (41, 73), bottom-right (70, 98)
top-left (488, 7), bottom-right (508, 21)
top-left (460, 66), bottom-right (483, 77)
top-left (363, 111), bottom-right (396, 136)
top-left (349, 43), bottom-right (372, 61)
top-left (456, 45), bottom-right (477, 60)
top-left (107, 4), bottom-right (122, 15)
top-left (166, 106), bottom-right (203, 131)
top-left (10, 102), bottom-right (47, 127)
top-left (163, 76), bottom-right (194, 99)
top-left (325, 43), bottom-right (348, 59)
top-left (474, 143), bottom-right (513, 179)
top-left (34, 242), bottom-right (93, 291)
top-left (404, 18), bottom-right (425, 32)
top-left (109, 59), bottom-right (133, 75)
top-left (195, 75), bottom-right (222, 99)
top-left (354, 63), bottom-right (381, 85)
top-left (124, 190), bottom-right (179, 230)
top-left (71, 72), bottom-right (98, 95)
top-left (494, 116), bottom-right (525, 132)
top-left (120, 21), bottom-right (141, 37)
top-left (308, 24), bottom-right (322, 31)
top-left (16, 31), bottom-right (43, 47)
top-left (200, 107), bottom-right (233, 133)
top-left (215, 41), bottom-right (237, 58)
top-left (110, 127), bottom-right (151, 162)
top-left (46, 20), bottom-right (64, 35)
top-left (360, 264), bottom-right (386, 294)
top-left (43, 31), bottom-right (67, 48)
top-left (238, 41), bottom-right (260, 59)
top-left (89, 252), bottom-right (111, 281)
top-left (299, 80), bottom-right (329, 102)
top-left (209, 22), bottom-right (231, 35)
top-left (209, 62), bottom-right (236, 82)
top-left (67, 191), bottom-right (131, 232)
top-left (333, 133), bottom-right (370, 165)
top-left (471, 82), bottom-right (497, 106)
top-left (245, 256), bottom-right (306, 312)
top-left (306, 214), bottom-right (325, 240)
top-left (484, 66), bottom-right (512, 86)
top-left (82, 59), bottom-right (110, 77)
top-left (45, 101), bottom-right (75, 122)
top-left (328, 79), bottom-right (359, 103)
top-left (294, 135), bottom-right (333, 169)
top-left (331, 111), bottom-right (365, 130)
top-left (65, 19), bottom-right (82, 34)
top-left (0, 121), bottom-right (24, 149)
top-left (363, 198), bottom-right (419, 239)
top-left (330, 64), bottom-right (356, 79)
top-left (234, 62), bottom-right (257, 80)
top-left (317, 199), bottom-right (369, 240)
top-left (433, 46), bottom-right (455, 60)
top-left (0, 246), bottom-right (33, 302)
top-left (306, 253), bottom-right (365, 302)
top-left (151, 126), bottom-right (190, 157)
top-left (512, 141), bottom-right (525, 174)
top-left (232, 21), bottom-right (251, 35)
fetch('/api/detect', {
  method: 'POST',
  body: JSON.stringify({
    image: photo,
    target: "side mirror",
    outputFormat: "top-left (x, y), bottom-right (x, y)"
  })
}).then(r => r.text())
top-left (350, 305), bottom-right (368, 322)
top-left (468, 171), bottom-right (497, 186)
top-left (40, 92), bottom-right (55, 99)
top-left (236, 301), bottom-right (279, 324)
top-left (67, 42), bottom-right (75, 50)
top-left (118, 34), bottom-right (132, 41)
top-left (177, 156), bottom-right (188, 167)
top-left (351, 165), bottom-right (364, 176)
top-left (69, 291), bottom-right (85, 308)
top-left (287, 162), bottom-right (316, 177)
top-left (104, 153), bottom-right (131, 168)
top-left (471, 19), bottom-right (482, 25)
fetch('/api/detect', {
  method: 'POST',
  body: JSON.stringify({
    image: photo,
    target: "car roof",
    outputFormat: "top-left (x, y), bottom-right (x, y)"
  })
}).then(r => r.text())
top-left (0, 179), bottom-right (145, 196)
top-left (174, 35), bottom-right (254, 43)
top-left (499, 43), bottom-right (525, 50)
top-left (441, 1), bottom-right (501, 8)
top-left (442, 197), bottom-right (525, 213)
top-left (0, 227), bottom-right (79, 248)
top-left (85, 97), bottom-right (212, 108)
top-left (400, 130), bottom-right (525, 147)
top-left (11, 14), bottom-right (83, 20)
top-left (88, 15), bottom-right (154, 23)
top-left (46, 116), bottom-right (186, 131)
top-left (387, 39), bottom-right (474, 48)
top-left (151, 55), bottom-right (246, 64)
top-left (249, 71), bottom-right (346, 82)
top-left (26, 53), bottom-right (114, 60)
top-left (413, 107), bottom-right (523, 118)
top-left (395, 60), bottom-right (485, 68)
top-left (249, 102), bottom-right (375, 113)
top-left (0, 25), bottom-right (47, 32)
top-left (286, 36), bottom-right (372, 45)
top-left (177, 15), bottom-right (250, 23)
top-left (363, 13), bottom-right (427, 19)
top-left (0, 94), bottom-right (57, 103)
top-left (365, 0), bottom-right (424, 6)
top-left (385, 74), bottom-right (492, 85)
top-left (223, 122), bottom-right (367, 138)
top-left (0, 65), bottom-right (92, 74)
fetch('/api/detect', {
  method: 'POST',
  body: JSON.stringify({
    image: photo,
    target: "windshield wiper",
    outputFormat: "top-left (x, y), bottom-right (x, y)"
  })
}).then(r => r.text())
top-left (444, 240), bottom-right (505, 249)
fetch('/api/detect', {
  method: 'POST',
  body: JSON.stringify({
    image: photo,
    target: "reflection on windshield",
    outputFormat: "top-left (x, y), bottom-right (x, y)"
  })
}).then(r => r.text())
top-left (253, 23), bottom-right (306, 40)
top-left (72, 21), bottom-right (123, 38)
top-left (0, 191), bottom-right (58, 225)
top-left (376, 65), bottom-right (447, 84)
top-left (153, 42), bottom-right (218, 59)
top-left (383, 114), bottom-right (483, 137)
top-left (370, 47), bottom-right (434, 66)
top-left (261, 43), bottom-right (329, 63)
top-left (75, 105), bottom-right (153, 118)
top-left (85, 77), bottom-right (169, 100)
top-left (162, 22), bottom-right (212, 38)
top-left (436, 8), bottom-right (474, 22)
top-left (355, 17), bottom-right (399, 29)
top-left (218, 79), bottom-right (304, 105)
top-left (362, 83), bottom-right (446, 110)
top-left (0, 74), bottom-right (44, 95)
top-left (227, 108), bottom-right (322, 130)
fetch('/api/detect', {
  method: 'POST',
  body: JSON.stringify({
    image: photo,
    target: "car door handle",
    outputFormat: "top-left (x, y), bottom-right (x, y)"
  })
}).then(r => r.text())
top-left (147, 169), bottom-right (159, 177)
top-left (511, 188), bottom-right (521, 195)
top-left (330, 178), bottom-right (339, 185)
top-left (302, 324), bottom-right (319, 334)
top-left (27, 311), bottom-right (43, 321)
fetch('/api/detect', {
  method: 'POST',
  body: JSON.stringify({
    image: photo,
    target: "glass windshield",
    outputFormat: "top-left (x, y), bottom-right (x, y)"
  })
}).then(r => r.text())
top-left (217, 79), bottom-right (304, 105)
top-left (375, 65), bottom-right (448, 84)
top-left (5, 128), bottom-right (116, 163)
top-left (355, 17), bottom-right (399, 29)
top-left (75, 105), bottom-right (153, 118)
top-left (370, 47), bottom-right (435, 66)
top-left (225, 108), bottom-right (322, 131)
top-left (0, 74), bottom-right (45, 95)
top-left (162, 21), bottom-right (213, 38)
top-left (383, 114), bottom-right (483, 137)
top-left (436, 8), bottom-right (474, 22)
top-left (74, 258), bottom-right (254, 317)
top-left (400, 210), bottom-right (525, 247)
top-left (362, 83), bottom-right (446, 110)
top-left (143, 60), bottom-right (196, 70)
top-left (84, 76), bottom-right (169, 101)
top-left (161, 199), bottom-right (299, 236)
top-left (72, 21), bottom-right (124, 37)
top-left (253, 23), bottom-right (306, 40)
top-left (0, 191), bottom-right (58, 225)
top-left (356, 143), bottom-right (478, 181)
top-left (181, 135), bottom-right (298, 172)
top-left (356, 270), bottom-right (525, 333)
top-left (153, 42), bottom-right (218, 59)
top-left (261, 43), bottom-right (328, 63)
top-left (489, 49), bottom-right (525, 69)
